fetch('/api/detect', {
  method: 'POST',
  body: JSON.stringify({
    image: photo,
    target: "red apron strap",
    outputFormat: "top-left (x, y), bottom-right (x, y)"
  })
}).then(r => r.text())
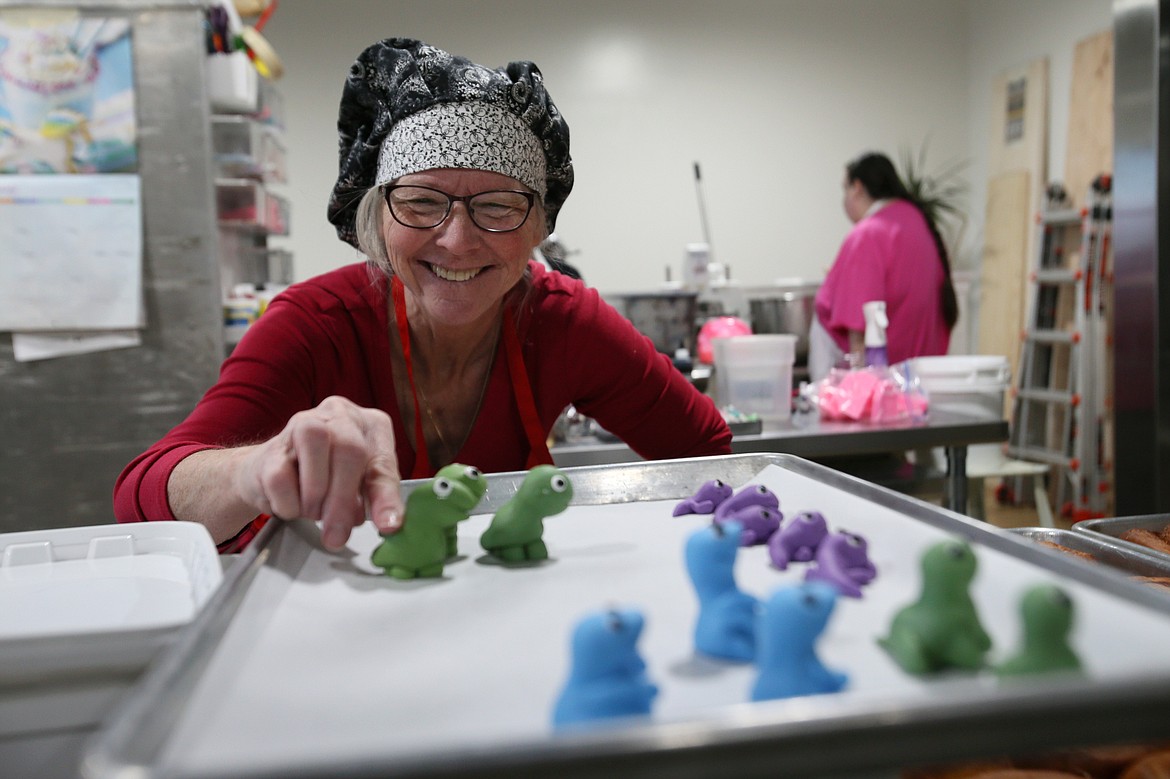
top-left (391, 277), bottom-right (432, 478)
top-left (501, 306), bottom-right (554, 468)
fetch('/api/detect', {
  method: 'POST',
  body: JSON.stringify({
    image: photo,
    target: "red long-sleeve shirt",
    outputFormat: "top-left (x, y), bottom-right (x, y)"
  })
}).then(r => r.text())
top-left (114, 261), bottom-right (731, 538)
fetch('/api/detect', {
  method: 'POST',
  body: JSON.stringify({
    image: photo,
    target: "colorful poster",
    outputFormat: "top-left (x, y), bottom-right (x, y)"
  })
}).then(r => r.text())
top-left (0, 13), bottom-right (138, 174)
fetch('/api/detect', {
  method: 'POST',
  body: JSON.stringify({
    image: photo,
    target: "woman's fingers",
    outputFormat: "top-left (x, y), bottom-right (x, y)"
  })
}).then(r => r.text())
top-left (252, 397), bottom-right (402, 550)
top-left (364, 451), bottom-right (404, 534)
top-left (253, 433), bottom-right (303, 520)
top-left (289, 413), bottom-right (334, 518)
top-left (317, 424), bottom-right (370, 550)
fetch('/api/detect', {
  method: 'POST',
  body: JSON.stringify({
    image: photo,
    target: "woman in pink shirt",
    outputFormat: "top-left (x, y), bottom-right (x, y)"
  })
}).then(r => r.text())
top-left (810, 152), bottom-right (959, 380)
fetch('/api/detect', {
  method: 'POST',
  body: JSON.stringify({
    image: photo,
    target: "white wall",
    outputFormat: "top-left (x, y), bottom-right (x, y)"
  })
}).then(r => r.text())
top-left (961, 0), bottom-right (1113, 270)
top-left (262, 0), bottom-right (1110, 299)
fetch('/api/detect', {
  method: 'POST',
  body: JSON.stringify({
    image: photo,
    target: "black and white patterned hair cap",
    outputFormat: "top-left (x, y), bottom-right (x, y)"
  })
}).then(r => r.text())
top-left (327, 38), bottom-right (573, 248)
top-left (375, 101), bottom-right (547, 197)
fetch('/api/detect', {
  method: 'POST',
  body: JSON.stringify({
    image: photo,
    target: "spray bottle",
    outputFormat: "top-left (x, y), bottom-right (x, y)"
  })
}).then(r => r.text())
top-left (862, 300), bottom-right (889, 368)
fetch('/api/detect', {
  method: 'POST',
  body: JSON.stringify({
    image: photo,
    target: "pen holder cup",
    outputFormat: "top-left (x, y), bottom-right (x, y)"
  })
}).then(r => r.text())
top-left (713, 334), bottom-right (797, 428)
top-left (206, 52), bottom-right (258, 114)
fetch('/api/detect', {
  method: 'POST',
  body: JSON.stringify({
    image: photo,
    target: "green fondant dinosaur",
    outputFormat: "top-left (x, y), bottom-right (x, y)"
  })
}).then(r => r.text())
top-left (879, 539), bottom-right (991, 674)
top-left (996, 584), bottom-right (1082, 677)
top-left (435, 463), bottom-right (488, 557)
top-left (370, 474), bottom-right (481, 580)
top-left (480, 465), bottom-right (573, 562)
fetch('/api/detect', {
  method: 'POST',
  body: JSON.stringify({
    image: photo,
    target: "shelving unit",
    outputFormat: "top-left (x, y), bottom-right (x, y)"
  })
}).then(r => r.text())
top-left (208, 70), bottom-right (293, 347)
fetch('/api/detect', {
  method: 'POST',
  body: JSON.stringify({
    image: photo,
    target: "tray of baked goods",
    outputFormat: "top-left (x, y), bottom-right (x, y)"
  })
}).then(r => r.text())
top-left (1008, 527), bottom-right (1170, 590)
top-left (1075, 514), bottom-right (1170, 562)
top-left (83, 454), bottom-right (1170, 779)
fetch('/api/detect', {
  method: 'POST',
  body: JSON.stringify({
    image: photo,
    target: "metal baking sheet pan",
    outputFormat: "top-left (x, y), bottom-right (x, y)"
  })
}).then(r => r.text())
top-left (83, 454), bottom-right (1170, 779)
top-left (1075, 514), bottom-right (1170, 562)
top-left (1008, 526), bottom-right (1170, 582)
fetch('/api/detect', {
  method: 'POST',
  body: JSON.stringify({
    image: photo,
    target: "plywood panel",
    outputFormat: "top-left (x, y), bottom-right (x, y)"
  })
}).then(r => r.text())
top-left (982, 61), bottom-right (1048, 360)
top-left (1064, 29), bottom-right (1114, 208)
top-left (979, 172), bottom-right (1030, 404)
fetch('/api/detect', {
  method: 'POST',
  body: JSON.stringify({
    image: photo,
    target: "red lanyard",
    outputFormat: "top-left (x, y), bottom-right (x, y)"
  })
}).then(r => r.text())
top-left (391, 277), bottom-right (552, 478)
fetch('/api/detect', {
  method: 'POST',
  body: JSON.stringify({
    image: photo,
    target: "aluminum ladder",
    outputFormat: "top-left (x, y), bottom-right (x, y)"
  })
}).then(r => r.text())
top-left (1005, 176), bottom-right (1112, 520)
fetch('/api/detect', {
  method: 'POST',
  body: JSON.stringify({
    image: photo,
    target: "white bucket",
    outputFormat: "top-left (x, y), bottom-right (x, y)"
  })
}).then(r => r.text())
top-left (713, 334), bottom-right (797, 427)
top-left (908, 355), bottom-right (1010, 420)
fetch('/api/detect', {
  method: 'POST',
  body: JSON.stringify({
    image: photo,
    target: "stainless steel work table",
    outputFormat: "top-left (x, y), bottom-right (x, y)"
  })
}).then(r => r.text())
top-left (552, 409), bottom-right (1009, 514)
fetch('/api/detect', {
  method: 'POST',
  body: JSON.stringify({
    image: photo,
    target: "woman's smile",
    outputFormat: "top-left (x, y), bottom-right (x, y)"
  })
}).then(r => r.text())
top-left (427, 262), bottom-right (485, 283)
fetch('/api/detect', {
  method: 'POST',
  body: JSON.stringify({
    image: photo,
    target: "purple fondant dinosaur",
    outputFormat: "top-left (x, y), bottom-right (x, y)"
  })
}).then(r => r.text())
top-left (713, 484), bottom-right (779, 523)
top-left (804, 530), bottom-right (877, 598)
top-left (719, 504), bottom-right (782, 546)
top-left (672, 478), bottom-right (734, 517)
top-left (768, 510), bottom-right (829, 569)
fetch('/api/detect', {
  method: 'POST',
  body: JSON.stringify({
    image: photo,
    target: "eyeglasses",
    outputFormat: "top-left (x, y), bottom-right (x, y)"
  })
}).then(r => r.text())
top-left (382, 185), bottom-right (536, 233)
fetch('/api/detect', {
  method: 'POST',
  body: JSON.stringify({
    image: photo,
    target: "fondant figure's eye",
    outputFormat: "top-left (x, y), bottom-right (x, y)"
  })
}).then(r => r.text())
top-left (607, 611), bottom-right (624, 632)
top-left (550, 475), bottom-right (569, 493)
top-left (846, 534), bottom-right (862, 547)
top-left (755, 485), bottom-right (769, 495)
top-left (802, 592), bottom-right (818, 607)
top-left (433, 478), bottom-right (454, 498)
top-left (711, 521), bottom-right (725, 538)
top-left (1049, 588), bottom-right (1071, 608)
top-left (464, 466), bottom-right (482, 481)
top-left (714, 479), bottom-right (725, 488)
top-left (947, 543), bottom-right (966, 559)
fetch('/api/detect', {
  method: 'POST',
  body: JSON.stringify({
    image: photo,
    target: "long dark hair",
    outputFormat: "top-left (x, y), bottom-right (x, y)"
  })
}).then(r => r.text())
top-left (846, 152), bottom-right (959, 331)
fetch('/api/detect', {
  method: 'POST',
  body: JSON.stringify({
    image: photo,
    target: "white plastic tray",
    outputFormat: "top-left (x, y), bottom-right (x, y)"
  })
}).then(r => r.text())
top-left (0, 522), bottom-right (223, 735)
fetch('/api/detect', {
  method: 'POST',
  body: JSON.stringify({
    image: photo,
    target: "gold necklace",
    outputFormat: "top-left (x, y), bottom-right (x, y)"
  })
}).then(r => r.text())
top-left (415, 327), bottom-right (500, 464)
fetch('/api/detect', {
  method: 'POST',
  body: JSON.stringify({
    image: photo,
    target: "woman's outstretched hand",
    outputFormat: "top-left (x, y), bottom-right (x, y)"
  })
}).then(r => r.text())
top-left (232, 395), bottom-right (403, 550)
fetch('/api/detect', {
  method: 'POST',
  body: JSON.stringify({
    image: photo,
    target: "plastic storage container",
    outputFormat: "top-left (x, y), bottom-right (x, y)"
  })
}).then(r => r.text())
top-left (713, 334), bottom-right (797, 427)
top-left (215, 179), bottom-right (290, 235)
top-left (908, 354), bottom-right (1010, 419)
top-left (205, 51), bottom-right (258, 114)
top-left (211, 116), bottom-right (287, 182)
top-left (0, 522), bottom-right (223, 736)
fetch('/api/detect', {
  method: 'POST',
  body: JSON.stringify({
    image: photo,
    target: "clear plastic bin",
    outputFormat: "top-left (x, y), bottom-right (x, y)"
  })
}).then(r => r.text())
top-left (712, 334), bottom-right (797, 427)
top-left (216, 179), bottom-right (290, 235)
top-left (211, 116), bottom-right (287, 182)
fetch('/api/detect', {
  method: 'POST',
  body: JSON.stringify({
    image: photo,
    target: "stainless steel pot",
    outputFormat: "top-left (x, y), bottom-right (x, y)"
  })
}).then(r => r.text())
top-left (748, 284), bottom-right (818, 364)
top-left (606, 290), bottom-right (699, 356)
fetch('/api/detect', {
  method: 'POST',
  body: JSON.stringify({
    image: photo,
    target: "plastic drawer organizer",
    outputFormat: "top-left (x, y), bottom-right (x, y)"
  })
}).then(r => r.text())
top-left (211, 115), bottom-right (287, 183)
top-left (84, 455), bottom-right (1170, 779)
top-left (0, 522), bottom-right (222, 737)
top-left (215, 178), bottom-right (289, 235)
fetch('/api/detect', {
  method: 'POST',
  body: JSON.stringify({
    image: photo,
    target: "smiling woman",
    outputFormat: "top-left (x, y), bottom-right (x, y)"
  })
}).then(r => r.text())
top-left (113, 37), bottom-right (732, 555)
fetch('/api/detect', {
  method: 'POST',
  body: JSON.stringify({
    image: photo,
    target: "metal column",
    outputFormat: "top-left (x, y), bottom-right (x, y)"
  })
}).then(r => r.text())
top-left (0, 0), bottom-right (223, 532)
top-left (1113, 0), bottom-right (1170, 514)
